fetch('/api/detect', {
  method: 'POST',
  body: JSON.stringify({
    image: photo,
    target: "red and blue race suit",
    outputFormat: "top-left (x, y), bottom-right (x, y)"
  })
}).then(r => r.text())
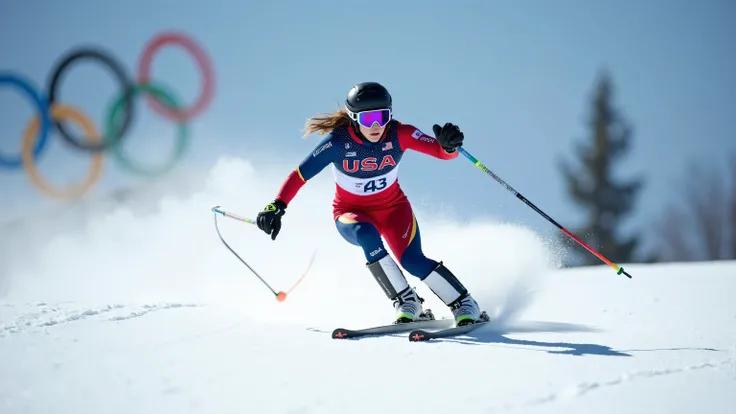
top-left (274, 119), bottom-right (458, 279)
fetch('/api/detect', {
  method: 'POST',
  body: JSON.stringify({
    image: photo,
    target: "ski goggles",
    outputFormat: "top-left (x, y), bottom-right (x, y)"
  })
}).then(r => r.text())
top-left (348, 108), bottom-right (392, 128)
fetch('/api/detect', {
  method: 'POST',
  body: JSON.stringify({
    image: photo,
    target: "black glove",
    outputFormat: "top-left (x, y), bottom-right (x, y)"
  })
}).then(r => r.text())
top-left (433, 122), bottom-right (464, 152)
top-left (256, 199), bottom-right (287, 240)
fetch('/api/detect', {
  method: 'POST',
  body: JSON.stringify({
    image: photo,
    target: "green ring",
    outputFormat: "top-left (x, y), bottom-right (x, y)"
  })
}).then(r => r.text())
top-left (104, 82), bottom-right (190, 177)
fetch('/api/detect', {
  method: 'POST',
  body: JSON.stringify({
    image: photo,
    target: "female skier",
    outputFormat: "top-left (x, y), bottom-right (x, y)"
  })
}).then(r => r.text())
top-left (256, 82), bottom-right (488, 326)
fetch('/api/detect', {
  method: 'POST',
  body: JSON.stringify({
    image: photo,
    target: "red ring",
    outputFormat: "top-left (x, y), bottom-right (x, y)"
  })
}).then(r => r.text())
top-left (137, 31), bottom-right (214, 121)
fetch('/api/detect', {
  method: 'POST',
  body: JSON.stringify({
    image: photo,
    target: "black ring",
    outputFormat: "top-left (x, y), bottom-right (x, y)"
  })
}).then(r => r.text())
top-left (46, 47), bottom-right (136, 153)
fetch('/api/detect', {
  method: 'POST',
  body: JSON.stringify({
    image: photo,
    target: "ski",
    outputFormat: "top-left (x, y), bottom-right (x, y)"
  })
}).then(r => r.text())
top-left (332, 318), bottom-right (454, 339)
top-left (408, 321), bottom-right (490, 342)
top-left (408, 318), bottom-right (491, 342)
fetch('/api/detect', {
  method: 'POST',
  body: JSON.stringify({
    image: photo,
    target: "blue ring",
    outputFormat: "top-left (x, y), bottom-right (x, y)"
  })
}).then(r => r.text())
top-left (0, 72), bottom-right (51, 169)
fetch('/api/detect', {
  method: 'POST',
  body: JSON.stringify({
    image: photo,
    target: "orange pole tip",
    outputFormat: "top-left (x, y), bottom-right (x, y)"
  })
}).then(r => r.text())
top-left (276, 291), bottom-right (287, 302)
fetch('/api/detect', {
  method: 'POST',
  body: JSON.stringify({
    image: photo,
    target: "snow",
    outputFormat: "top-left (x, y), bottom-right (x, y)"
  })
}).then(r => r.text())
top-left (1, 157), bottom-right (735, 413)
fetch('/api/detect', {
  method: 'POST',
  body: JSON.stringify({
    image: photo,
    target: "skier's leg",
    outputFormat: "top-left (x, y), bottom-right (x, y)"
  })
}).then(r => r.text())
top-left (334, 212), bottom-right (387, 262)
top-left (334, 212), bottom-right (424, 323)
top-left (379, 201), bottom-right (485, 326)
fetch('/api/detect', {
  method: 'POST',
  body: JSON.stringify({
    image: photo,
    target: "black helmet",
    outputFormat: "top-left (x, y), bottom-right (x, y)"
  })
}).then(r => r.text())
top-left (345, 82), bottom-right (392, 113)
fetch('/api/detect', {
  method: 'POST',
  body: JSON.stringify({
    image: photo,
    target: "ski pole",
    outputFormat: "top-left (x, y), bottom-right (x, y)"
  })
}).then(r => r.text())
top-left (456, 147), bottom-right (632, 279)
top-left (211, 206), bottom-right (317, 301)
top-left (212, 206), bottom-right (257, 225)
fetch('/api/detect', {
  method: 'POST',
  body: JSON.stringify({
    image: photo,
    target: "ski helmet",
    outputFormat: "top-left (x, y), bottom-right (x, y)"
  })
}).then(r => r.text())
top-left (345, 82), bottom-right (392, 113)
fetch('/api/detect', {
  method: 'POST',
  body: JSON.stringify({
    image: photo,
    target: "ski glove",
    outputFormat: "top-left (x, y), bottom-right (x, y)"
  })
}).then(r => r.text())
top-left (256, 199), bottom-right (287, 240)
top-left (433, 122), bottom-right (464, 153)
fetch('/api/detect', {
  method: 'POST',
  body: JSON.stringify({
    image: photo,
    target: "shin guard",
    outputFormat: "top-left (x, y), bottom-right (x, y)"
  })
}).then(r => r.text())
top-left (422, 261), bottom-right (468, 305)
top-left (366, 255), bottom-right (410, 300)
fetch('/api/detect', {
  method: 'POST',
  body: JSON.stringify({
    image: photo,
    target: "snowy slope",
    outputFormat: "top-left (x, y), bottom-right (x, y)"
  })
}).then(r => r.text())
top-left (1, 157), bottom-right (735, 414)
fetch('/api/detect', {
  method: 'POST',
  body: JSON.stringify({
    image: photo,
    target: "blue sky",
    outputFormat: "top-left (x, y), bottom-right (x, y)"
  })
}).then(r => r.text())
top-left (1, 0), bottom-right (734, 260)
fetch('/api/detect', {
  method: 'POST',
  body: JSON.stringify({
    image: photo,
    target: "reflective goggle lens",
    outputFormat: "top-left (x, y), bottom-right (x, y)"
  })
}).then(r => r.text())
top-left (357, 109), bottom-right (391, 128)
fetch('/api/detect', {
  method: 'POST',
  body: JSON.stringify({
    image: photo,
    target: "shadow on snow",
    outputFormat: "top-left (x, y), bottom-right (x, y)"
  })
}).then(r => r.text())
top-left (428, 320), bottom-right (724, 357)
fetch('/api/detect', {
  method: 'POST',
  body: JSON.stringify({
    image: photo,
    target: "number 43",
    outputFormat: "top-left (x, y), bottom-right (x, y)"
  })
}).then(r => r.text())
top-left (364, 178), bottom-right (387, 192)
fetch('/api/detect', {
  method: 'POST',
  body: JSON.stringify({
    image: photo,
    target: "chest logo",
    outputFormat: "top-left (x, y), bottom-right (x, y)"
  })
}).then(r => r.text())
top-left (343, 155), bottom-right (397, 172)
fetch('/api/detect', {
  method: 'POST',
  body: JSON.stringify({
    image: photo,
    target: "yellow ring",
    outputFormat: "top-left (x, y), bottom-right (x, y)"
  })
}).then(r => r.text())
top-left (22, 104), bottom-right (104, 199)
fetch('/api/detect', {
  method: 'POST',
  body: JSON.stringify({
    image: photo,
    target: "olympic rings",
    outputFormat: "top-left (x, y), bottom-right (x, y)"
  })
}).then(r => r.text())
top-left (105, 82), bottom-right (189, 177)
top-left (47, 48), bottom-right (136, 153)
top-left (0, 31), bottom-right (214, 200)
top-left (0, 73), bottom-right (51, 168)
top-left (138, 32), bottom-right (214, 122)
top-left (22, 104), bottom-right (104, 199)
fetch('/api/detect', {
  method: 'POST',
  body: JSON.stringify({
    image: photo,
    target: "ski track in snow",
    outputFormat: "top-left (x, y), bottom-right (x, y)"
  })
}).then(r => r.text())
top-left (526, 355), bottom-right (735, 409)
top-left (0, 302), bottom-right (202, 337)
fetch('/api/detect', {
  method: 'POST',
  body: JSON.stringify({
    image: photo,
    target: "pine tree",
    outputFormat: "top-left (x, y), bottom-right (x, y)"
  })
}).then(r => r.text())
top-left (558, 70), bottom-right (644, 266)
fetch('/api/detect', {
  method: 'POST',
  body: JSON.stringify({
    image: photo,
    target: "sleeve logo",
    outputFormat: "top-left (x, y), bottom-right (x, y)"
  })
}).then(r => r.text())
top-left (312, 140), bottom-right (332, 157)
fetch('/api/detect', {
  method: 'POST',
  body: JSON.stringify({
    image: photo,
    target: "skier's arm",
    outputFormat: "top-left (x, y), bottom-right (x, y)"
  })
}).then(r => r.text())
top-left (396, 122), bottom-right (459, 160)
top-left (275, 135), bottom-right (338, 205)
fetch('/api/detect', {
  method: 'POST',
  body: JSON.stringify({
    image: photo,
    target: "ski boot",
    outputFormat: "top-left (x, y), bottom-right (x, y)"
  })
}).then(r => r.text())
top-left (449, 293), bottom-right (490, 326)
top-left (366, 254), bottom-right (434, 324)
top-left (393, 287), bottom-right (435, 324)
top-left (422, 261), bottom-right (490, 326)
